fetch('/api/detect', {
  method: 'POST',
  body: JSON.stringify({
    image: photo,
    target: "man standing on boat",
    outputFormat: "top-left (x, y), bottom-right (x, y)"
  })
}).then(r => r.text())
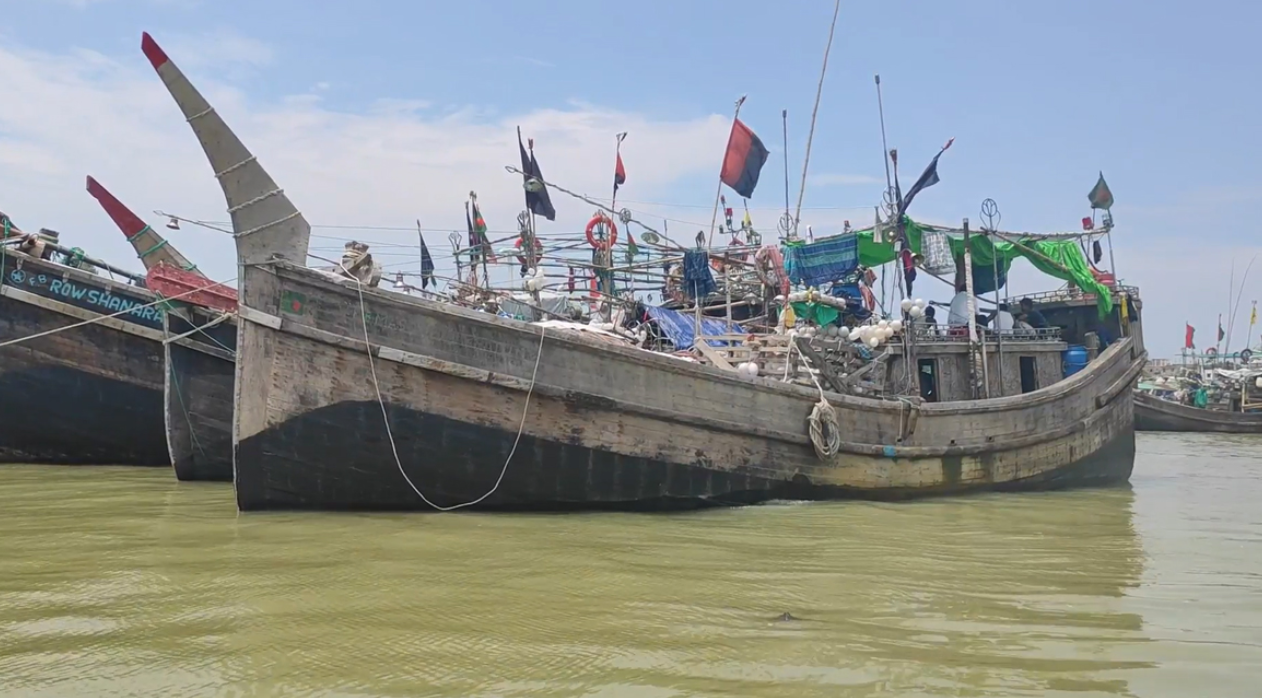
top-left (1017, 297), bottom-right (1049, 329)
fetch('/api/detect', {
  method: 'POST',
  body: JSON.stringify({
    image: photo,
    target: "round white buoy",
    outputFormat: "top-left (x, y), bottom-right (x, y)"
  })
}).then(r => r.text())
top-left (747, 363), bottom-right (760, 377)
top-left (900, 298), bottom-right (913, 312)
top-left (890, 319), bottom-right (904, 333)
top-left (914, 298), bottom-right (925, 308)
top-left (909, 305), bottom-right (924, 318)
top-left (868, 336), bottom-right (880, 348)
top-left (878, 319), bottom-right (889, 329)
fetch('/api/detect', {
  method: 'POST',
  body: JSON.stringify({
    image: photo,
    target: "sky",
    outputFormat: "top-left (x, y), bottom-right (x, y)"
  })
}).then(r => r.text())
top-left (1, 0), bottom-right (1260, 358)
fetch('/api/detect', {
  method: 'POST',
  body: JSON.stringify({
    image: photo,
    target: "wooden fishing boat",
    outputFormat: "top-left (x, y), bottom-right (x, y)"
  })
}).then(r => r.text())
top-left (1134, 390), bottom-right (1262, 433)
top-left (0, 220), bottom-right (169, 465)
top-left (144, 32), bottom-right (1147, 512)
top-left (88, 177), bottom-right (240, 481)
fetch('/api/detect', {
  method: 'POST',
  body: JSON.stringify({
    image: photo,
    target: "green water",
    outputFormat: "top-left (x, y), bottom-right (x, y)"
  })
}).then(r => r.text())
top-left (1, 433), bottom-right (1260, 697)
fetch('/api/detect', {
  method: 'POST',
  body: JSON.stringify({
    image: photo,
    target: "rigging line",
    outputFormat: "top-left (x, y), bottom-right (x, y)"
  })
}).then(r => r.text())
top-left (342, 255), bottom-right (546, 511)
top-left (0, 275), bottom-right (239, 349)
top-left (792, 0), bottom-right (842, 234)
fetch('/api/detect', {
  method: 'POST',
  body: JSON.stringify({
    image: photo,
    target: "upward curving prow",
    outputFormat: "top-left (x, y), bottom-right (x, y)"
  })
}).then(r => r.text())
top-left (86, 175), bottom-right (201, 275)
top-left (140, 31), bottom-right (310, 270)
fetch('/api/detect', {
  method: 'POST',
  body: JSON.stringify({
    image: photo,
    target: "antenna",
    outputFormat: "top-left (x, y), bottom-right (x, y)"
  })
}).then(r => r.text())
top-left (792, 0), bottom-right (842, 234)
top-left (874, 75), bottom-right (893, 194)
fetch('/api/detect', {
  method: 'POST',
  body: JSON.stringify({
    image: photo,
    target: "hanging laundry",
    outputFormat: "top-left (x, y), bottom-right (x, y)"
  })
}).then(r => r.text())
top-left (901, 248), bottom-right (917, 295)
top-left (784, 233), bottom-right (859, 288)
top-left (1093, 239), bottom-right (1103, 264)
top-left (682, 249), bottom-right (716, 298)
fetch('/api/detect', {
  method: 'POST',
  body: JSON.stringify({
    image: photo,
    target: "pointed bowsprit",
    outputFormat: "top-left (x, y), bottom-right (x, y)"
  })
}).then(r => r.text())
top-left (140, 32), bottom-right (310, 269)
top-left (86, 176), bottom-right (202, 276)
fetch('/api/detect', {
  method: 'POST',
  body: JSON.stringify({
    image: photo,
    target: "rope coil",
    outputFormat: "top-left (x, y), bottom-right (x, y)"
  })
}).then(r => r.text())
top-left (808, 398), bottom-right (841, 460)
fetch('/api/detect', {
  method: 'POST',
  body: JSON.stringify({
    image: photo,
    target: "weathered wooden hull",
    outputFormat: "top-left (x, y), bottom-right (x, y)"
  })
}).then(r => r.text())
top-left (163, 308), bottom-right (237, 481)
top-left (1133, 391), bottom-right (1262, 434)
top-left (230, 263), bottom-right (1145, 512)
top-left (0, 255), bottom-right (168, 465)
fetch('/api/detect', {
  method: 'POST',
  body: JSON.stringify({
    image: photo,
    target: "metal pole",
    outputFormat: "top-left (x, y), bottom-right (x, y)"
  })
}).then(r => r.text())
top-left (992, 232), bottom-right (1005, 396)
top-left (963, 218), bottom-right (985, 399)
top-left (707, 96), bottom-right (746, 249)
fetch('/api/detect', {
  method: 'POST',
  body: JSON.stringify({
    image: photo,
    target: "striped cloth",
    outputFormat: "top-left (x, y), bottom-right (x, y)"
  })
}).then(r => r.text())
top-left (784, 233), bottom-right (859, 287)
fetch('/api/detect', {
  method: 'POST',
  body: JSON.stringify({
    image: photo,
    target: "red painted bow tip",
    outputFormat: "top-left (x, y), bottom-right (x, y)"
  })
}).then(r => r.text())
top-left (140, 32), bottom-right (169, 69)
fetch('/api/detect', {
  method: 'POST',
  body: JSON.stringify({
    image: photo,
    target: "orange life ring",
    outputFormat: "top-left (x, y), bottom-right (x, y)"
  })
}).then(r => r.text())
top-left (585, 213), bottom-right (618, 249)
top-left (514, 236), bottom-right (543, 265)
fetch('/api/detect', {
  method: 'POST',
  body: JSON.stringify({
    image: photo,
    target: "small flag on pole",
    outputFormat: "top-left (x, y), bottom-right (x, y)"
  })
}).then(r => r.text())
top-left (1088, 172), bottom-right (1114, 211)
top-left (1251, 301), bottom-right (1257, 327)
top-left (1218, 315), bottom-right (1225, 342)
top-left (613, 132), bottom-right (627, 194)
top-left (1185, 323), bottom-right (1195, 349)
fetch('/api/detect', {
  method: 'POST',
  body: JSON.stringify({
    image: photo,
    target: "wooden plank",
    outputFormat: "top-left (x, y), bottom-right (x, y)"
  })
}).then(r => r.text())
top-left (692, 339), bottom-right (736, 370)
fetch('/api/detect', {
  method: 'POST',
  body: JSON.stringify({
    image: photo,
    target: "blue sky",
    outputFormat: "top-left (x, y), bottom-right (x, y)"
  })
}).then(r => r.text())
top-left (2, 0), bottom-right (1260, 357)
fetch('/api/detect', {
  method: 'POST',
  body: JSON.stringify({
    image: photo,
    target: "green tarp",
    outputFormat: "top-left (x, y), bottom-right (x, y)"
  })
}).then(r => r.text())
top-left (850, 217), bottom-right (1113, 316)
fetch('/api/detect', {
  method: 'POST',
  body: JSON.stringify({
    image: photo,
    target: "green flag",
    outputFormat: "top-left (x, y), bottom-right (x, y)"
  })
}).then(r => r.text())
top-left (1088, 172), bottom-right (1114, 210)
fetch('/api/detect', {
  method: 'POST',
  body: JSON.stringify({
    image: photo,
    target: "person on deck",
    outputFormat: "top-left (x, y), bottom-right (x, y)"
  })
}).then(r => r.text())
top-left (980, 303), bottom-right (1015, 331)
top-left (1017, 297), bottom-right (1048, 329)
top-left (947, 282), bottom-right (971, 326)
top-left (920, 305), bottom-right (939, 335)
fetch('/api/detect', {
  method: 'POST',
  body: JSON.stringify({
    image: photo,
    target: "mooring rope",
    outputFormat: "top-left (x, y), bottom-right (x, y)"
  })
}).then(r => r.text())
top-left (342, 261), bottom-right (545, 511)
top-left (791, 339), bottom-right (841, 459)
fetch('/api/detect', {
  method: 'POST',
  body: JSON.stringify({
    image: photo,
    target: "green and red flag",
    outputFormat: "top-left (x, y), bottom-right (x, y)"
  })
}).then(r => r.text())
top-left (1088, 172), bottom-right (1114, 211)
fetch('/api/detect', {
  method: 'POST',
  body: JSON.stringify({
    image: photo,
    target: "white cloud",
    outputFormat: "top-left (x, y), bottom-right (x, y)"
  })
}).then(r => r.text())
top-left (0, 34), bottom-right (733, 286)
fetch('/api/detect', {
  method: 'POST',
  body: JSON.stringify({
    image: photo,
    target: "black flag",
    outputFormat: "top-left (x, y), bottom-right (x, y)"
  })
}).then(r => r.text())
top-left (417, 222), bottom-right (434, 289)
top-left (517, 127), bottom-right (557, 221)
top-left (898, 138), bottom-right (954, 218)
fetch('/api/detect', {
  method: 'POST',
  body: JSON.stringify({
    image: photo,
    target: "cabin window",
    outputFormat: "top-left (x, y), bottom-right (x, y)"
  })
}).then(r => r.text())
top-left (918, 358), bottom-right (939, 402)
top-left (1019, 356), bottom-right (1038, 394)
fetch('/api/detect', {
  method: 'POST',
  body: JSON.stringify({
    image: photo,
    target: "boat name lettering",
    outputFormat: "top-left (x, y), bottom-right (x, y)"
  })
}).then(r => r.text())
top-left (7, 269), bottom-right (162, 323)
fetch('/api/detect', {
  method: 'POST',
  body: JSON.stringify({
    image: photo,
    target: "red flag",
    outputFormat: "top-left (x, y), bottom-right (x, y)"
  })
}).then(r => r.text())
top-left (720, 118), bottom-right (769, 198)
top-left (1185, 323), bottom-right (1195, 349)
top-left (614, 153), bottom-right (626, 191)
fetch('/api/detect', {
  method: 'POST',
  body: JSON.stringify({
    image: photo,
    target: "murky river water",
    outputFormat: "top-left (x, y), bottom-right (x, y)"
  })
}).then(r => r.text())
top-left (1, 433), bottom-right (1260, 697)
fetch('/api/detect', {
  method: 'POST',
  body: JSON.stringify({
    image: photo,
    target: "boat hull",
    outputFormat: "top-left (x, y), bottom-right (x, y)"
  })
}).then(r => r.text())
top-left (1133, 391), bottom-right (1262, 434)
top-left (0, 256), bottom-right (168, 465)
top-left (164, 308), bottom-right (236, 481)
top-left (230, 263), bottom-right (1145, 512)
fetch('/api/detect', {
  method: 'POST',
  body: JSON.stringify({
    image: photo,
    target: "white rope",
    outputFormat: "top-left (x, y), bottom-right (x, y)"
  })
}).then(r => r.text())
top-left (791, 339), bottom-right (841, 460)
top-left (0, 276), bottom-right (238, 349)
top-left (344, 264), bottom-right (544, 511)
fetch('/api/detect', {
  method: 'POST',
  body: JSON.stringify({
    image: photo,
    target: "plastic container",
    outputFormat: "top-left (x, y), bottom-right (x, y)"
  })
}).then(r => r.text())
top-left (1063, 344), bottom-right (1089, 377)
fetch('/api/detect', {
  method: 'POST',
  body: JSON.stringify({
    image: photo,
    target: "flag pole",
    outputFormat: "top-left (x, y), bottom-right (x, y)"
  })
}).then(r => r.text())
top-left (792, 0), bottom-right (842, 236)
top-left (781, 109), bottom-right (790, 237)
top-left (708, 96), bottom-right (746, 249)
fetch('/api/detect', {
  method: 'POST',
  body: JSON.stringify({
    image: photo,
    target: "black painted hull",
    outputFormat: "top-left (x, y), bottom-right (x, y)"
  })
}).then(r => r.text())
top-left (234, 398), bottom-right (1137, 512)
top-left (0, 288), bottom-right (167, 466)
top-left (164, 310), bottom-right (237, 482)
top-left (1133, 392), bottom-right (1262, 434)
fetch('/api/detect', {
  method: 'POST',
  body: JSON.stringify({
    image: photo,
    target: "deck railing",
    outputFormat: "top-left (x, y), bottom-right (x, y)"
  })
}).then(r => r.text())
top-left (910, 324), bottom-right (1063, 343)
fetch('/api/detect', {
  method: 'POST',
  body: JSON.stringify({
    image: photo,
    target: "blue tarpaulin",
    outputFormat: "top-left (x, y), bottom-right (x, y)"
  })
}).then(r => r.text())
top-left (645, 305), bottom-right (742, 349)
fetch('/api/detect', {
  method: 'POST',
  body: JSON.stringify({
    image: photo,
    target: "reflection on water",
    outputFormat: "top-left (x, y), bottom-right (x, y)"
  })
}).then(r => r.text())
top-left (0, 434), bottom-right (1260, 697)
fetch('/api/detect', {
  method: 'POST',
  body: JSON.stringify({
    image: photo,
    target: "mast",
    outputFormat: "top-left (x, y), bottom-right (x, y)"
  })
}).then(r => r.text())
top-left (141, 32), bottom-right (310, 270)
top-left (86, 176), bottom-right (201, 275)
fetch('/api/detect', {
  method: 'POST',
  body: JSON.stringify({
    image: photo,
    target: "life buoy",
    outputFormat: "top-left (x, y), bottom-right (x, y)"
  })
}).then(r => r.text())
top-left (514, 236), bottom-right (543, 265)
top-left (1205, 347), bottom-right (1218, 356)
top-left (585, 213), bottom-right (618, 249)
top-left (1241, 348), bottom-right (1254, 362)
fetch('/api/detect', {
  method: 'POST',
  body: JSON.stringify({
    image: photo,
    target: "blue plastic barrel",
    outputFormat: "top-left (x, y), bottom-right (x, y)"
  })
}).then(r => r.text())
top-left (1063, 344), bottom-right (1089, 377)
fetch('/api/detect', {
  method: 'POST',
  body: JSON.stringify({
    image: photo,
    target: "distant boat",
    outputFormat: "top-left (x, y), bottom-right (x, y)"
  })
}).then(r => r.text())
top-left (88, 176), bottom-right (240, 481)
top-left (1134, 391), bottom-right (1262, 433)
top-left (144, 31), bottom-right (1147, 512)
